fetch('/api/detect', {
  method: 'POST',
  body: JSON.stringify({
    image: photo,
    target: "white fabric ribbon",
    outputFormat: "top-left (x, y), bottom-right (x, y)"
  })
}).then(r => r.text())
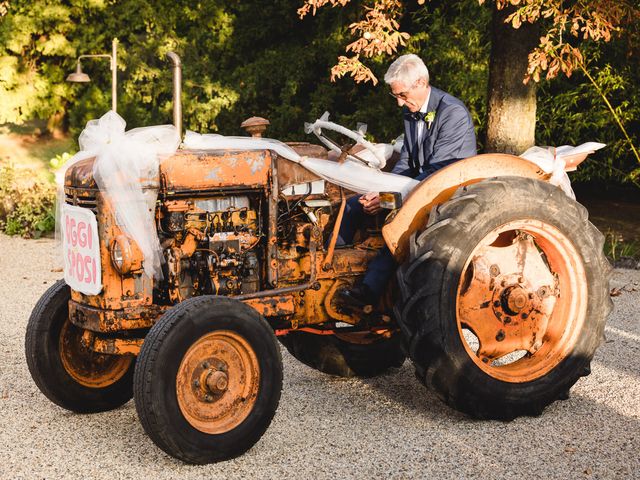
top-left (520, 142), bottom-right (606, 199)
top-left (57, 111), bottom-right (180, 279)
top-left (183, 131), bottom-right (417, 197)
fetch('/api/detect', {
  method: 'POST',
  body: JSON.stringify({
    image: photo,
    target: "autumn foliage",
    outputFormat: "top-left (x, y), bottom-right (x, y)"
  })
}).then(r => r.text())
top-left (299, 0), bottom-right (639, 84)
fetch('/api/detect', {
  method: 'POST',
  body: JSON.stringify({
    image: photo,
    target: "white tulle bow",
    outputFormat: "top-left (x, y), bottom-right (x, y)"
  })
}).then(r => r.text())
top-left (57, 111), bottom-right (180, 280)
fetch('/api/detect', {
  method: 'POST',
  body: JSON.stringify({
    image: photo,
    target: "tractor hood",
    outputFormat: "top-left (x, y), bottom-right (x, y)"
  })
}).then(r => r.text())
top-left (64, 156), bottom-right (98, 189)
top-left (159, 148), bottom-right (273, 192)
top-left (65, 142), bottom-right (328, 194)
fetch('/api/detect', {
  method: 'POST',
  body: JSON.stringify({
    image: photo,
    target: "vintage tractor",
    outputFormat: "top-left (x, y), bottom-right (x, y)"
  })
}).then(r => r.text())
top-left (25, 54), bottom-right (611, 464)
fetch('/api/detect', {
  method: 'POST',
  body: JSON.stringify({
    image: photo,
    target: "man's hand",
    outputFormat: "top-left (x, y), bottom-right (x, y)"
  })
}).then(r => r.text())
top-left (359, 192), bottom-right (381, 215)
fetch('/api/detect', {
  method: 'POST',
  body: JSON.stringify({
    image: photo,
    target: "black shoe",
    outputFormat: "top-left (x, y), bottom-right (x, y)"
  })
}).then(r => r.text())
top-left (336, 284), bottom-right (376, 310)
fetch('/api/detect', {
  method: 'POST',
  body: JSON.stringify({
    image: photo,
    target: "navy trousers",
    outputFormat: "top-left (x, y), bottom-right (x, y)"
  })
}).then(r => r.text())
top-left (335, 196), bottom-right (396, 296)
top-left (336, 159), bottom-right (459, 296)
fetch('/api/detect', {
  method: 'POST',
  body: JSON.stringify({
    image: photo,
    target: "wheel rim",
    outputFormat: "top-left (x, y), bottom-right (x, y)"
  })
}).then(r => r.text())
top-left (59, 320), bottom-right (132, 388)
top-left (456, 220), bottom-right (588, 383)
top-left (176, 330), bottom-right (260, 434)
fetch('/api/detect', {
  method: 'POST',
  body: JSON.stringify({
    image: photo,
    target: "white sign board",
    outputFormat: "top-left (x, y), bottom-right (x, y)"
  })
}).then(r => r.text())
top-left (62, 204), bottom-right (102, 295)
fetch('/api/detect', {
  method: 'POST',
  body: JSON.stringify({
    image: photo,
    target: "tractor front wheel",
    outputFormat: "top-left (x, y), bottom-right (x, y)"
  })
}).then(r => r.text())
top-left (133, 296), bottom-right (282, 464)
top-left (25, 280), bottom-right (135, 413)
top-left (395, 177), bottom-right (611, 419)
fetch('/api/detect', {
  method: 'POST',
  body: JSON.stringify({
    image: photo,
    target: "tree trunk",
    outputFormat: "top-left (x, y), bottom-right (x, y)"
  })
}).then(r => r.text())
top-left (485, 6), bottom-right (539, 154)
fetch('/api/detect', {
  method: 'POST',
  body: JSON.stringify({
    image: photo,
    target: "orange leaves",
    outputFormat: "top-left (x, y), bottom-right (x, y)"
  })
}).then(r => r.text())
top-left (501, 0), bottom-right (636, 82)
top-left (298, 0), bottom-right (637, 84)
top-left (297, 0), bottom-right (352, 19)
top-left (330, 55), bottom-right (379, 85)
top-left (298, 0), bottom-right (408, 84)
top-left (524, 39), bottom-right (585, 84)
top-left (346, 2), bottom-right (409, 58)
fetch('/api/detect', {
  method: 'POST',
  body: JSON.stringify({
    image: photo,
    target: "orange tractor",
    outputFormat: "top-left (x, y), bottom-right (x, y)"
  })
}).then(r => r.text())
top-left (26, 54), bottom-right (611, 464)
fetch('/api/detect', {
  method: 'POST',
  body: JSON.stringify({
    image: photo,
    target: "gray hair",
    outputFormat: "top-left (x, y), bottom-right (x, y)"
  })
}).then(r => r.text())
top-left (384, 54), bottom-right (430, 87)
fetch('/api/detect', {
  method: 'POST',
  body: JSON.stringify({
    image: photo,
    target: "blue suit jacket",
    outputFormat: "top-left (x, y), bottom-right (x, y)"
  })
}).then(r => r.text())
top-left (392, 86), bottom-right (477, 181)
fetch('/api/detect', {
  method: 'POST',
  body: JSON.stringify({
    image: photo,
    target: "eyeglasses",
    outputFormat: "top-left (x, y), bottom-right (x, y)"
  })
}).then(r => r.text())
top-left (388, 81), bottom-right (418, 100)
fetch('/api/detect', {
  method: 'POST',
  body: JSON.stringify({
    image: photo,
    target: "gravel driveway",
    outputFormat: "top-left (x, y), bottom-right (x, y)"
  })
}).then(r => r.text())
top-left (1, 233), bottom-right (638, 479)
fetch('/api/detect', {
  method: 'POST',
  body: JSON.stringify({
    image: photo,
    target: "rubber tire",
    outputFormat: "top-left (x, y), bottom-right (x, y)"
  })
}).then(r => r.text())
top-left (395, 177), bottom-right (612, 420)
top-left (279, 332), bottom-right (405, 377)
top-left (25, 280), bottom-right (135, 413)
top-left (133, 296), bottom-right (282, 464)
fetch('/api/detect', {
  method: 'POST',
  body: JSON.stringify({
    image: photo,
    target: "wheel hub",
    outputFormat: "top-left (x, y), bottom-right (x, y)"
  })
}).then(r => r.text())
top-left (205, 369), bottom-right (229, 394)
top-left (456, 222), bottom-right (588, 382)
top-left (502, 285), bottom-right (528, 315)
top-left (176, 330), bottom-right (260, 434)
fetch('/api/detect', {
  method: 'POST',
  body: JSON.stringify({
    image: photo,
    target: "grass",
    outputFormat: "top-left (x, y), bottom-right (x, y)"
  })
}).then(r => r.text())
top-left (603, 230), bottom-right (640, 262)
top-left (0, 122), bottom-right (75, 179)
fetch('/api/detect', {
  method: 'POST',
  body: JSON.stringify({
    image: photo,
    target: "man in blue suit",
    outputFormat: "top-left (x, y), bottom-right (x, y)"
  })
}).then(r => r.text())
top-left (338, 53), bottom-right (477, 308)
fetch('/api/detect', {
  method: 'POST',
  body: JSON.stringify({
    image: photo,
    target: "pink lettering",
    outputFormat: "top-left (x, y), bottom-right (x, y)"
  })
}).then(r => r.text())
top-left (70, 218), bottom-right (77, 247)
top-left (77, 222), bottom-right (87, 248)
top-left (75, 252), bottom-right (84, 281)
top-left (83, 256), bottom-right (92, 283)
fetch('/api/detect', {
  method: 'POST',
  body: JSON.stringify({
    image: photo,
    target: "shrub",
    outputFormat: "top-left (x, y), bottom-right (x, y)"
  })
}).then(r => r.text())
top-left (0, 162), bottom-right (56, 238)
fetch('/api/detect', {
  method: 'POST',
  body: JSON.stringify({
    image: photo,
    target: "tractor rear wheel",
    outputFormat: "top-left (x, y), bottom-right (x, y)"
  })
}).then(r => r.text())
top-left (25, 280), bottom-right (135, 413)
top-left (279, 330), bottom-right (405, 377)
top-left (395, 177), bottom-right (611, 419)
top-left (133, 296), bottom-right (282, 464)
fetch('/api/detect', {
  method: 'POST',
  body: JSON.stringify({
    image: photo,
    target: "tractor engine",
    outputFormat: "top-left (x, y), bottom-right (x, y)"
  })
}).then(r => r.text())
top-left (158, 195), bottom-right (263, 302)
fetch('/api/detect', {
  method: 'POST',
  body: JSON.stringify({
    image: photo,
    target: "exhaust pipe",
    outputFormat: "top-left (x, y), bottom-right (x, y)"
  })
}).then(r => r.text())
top-left (166, 52), bottom-right (182, 139)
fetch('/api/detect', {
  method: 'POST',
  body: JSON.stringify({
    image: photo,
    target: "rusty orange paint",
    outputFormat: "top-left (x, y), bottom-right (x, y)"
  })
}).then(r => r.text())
top-left (456, 219), bottom-right (588, 383)
top-left (68, 300), bottom-right (166, 332)
top-left (59, 319), bottom-right (133, 388)
top-left (244, 295), bottom-right (297, 317)
top-left (81, 329), bottom-right (144, 356)
top-left (66, 186), bottom-right (154, 311)
top-left (176, 330), bottom-right (260, 434)
top-left (382, 154), bottom-right (547, 261)
top-left (63, 143), bottom-right (394, 357)
top-left (160, 149), bottom-right (272, 191)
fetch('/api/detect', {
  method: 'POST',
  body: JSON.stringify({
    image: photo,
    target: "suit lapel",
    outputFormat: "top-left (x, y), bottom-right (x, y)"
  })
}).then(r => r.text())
top-left (418, 87), bottom-right (445, 167)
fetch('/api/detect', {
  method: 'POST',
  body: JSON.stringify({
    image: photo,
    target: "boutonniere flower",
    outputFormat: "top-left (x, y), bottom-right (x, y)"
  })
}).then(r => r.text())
top-left (424, 111), bottom-right (436, 129)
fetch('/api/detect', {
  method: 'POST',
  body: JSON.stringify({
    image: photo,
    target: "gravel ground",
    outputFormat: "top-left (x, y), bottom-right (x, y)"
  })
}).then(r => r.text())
top-left (1, 233), bottom-right (638, 479)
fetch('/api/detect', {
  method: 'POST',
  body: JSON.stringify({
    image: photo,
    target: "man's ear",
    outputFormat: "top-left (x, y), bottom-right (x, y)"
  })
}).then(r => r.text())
top-left (416, 77), bottom-right (428, 90)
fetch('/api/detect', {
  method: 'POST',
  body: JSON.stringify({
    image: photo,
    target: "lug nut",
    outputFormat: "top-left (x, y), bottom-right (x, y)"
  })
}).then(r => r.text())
top-left (202, 361), bottom-right (210, 369)
top-left (537, 287), bottom-right (549, 298)
top-left (489, 264), bottom-right (500, 277)
top-left (193, 379), bottom-right (200, 388)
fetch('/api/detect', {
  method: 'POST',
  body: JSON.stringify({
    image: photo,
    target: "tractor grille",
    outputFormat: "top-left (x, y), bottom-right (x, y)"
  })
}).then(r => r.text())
top-left (64, 187), bottom-right (99, 214)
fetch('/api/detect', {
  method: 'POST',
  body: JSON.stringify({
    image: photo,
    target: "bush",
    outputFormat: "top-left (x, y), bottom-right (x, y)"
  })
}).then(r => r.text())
top-left (0, 162), bottom-right (56, 238)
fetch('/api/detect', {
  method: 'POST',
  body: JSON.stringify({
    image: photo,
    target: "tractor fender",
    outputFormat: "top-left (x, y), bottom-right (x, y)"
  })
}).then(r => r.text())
top-left (382, 153), bottom-right (549, 261)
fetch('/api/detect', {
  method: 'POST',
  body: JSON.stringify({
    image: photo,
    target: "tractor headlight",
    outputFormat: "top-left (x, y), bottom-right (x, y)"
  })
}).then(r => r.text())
top-left (379, 191), bottom-right (403, 210)
top-left (110, 235), bottom-right (143, 275)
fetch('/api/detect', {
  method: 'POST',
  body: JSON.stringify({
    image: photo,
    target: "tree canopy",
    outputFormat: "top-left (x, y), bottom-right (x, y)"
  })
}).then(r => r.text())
top-left (0, 0), bottom-right (638, 184)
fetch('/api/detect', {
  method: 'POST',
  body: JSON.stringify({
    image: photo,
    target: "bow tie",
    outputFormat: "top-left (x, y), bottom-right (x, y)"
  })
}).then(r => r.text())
top-left (405, 111), bottom-right (428, 122)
